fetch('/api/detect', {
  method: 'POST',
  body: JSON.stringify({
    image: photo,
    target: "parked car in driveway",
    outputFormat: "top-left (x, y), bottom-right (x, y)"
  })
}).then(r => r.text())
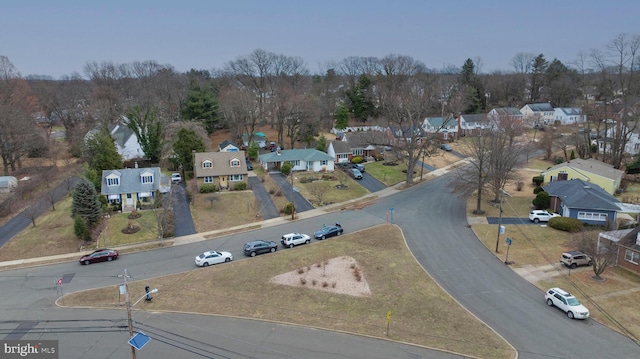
top-left (529, 210), bottom-right (560, 223)
top-left (171, 173), bottom-right (182, 184)
top-left (560, 251), bottom-right (592, 269)
top-left (440, 143), bottom-right (452, 151)
top-left (314, 223), bottom-right (343, 240)
top-left (351, 163), bottom-right (365, 172)
top-left (195, 250), bottom-right (233, 267)
top-left (80, 249), bottom-right (119, 265)
top-left (243, 240), bottom-right (278, 257)
top-left (280, 232), bottom-right (311, 248)
top-left (246, 160), bottom-right (253, 170)
top-left (545, 287), bottom-right (590, 319)
top-left (348, 168), bottom-right (363, 180)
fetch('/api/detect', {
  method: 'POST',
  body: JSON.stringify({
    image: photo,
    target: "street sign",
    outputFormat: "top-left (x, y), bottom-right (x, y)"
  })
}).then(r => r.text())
top-left (506, 238), bottom-right (512, 246)
top-left (57, 278), bottom-right (63, 286)
top-left (128, 332), bottom-right (151, 350)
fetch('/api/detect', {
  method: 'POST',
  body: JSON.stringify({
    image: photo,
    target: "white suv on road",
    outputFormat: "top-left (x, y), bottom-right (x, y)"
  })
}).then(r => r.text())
top-left (529, 210), bottom-right (560, 223)
top-left (545, 287), bottom-right (590, 319)
top-left (280, 232), bottom-right (311, 248)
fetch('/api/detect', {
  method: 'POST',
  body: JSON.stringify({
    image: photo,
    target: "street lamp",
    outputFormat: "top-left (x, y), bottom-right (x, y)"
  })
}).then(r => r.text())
top-left (495, 186), bottom-right (505, 253)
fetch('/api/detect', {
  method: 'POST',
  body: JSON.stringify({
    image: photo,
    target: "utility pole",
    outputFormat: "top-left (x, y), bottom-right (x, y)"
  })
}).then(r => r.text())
top-left (495, 187), bottom-right (504, 253)
top-left (119, 269), bottom-right (136, 359)
top-left (290, 172), bottom-right (295, 220)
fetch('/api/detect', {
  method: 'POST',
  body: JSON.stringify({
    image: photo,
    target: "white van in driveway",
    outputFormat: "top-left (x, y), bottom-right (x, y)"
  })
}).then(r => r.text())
top-left (171, 173), bottom-right (182, 184)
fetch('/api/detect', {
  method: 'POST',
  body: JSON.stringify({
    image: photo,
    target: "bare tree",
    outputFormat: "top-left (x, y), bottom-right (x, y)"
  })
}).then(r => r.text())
top-left (376, 54), bottom-right (439, 185)
top-left (449, 130), bottom-right (492, 214)
top-left (307, 180), bottom-right (330, 206)
top-left (571, 230), bottom-right (618, 280)
top-left (43, 185), bottom-right (65, 211)
top-left (19, 200), bottom-right (44, 228)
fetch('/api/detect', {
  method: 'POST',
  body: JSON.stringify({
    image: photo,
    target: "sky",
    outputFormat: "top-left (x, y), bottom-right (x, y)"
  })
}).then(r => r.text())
top-left (1, 0), bottom-right (638, 79)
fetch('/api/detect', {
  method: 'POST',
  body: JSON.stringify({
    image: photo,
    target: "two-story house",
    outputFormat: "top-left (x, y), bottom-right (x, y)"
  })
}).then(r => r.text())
top-left (421, 118), bottom-right (457, 140)
top-left (541, 158), bottom-right (624, 195)
top-left (520, 103), bottom-right (555, 126)
top-left (194, 151), bottom-right (248, 190)
top-left (101, 166), bottom-right (162, 212)
top-left (553, 107), bottom-right (586, 125)
top-left (459, 113), bottom-right (490, 137)
top-left (487, 107), bottom-right (524, 128)
top-left (86, 121), bottom-right (144, 161)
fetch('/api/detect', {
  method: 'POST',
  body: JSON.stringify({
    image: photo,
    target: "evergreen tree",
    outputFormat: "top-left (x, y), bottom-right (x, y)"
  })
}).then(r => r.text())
top-left (246, 141), bottom-right (259, 161)
top-left (335, 103), bottom-right (350, 130)
top-left (345, 75), bottom-right (376, 122)
top-left (85, 125), bottom-right (123, 172)
top-left (126, 106), bottom-right (163, 163)
top-left (71, 177), bottom-right (102, 227)
top-left (181, 84), bottom-right (220, 135)
top-left (73, 215), bottom-right (91, 241)
top-left (171, 127), bottom-right (206, 173)
top-left (316, 135), bottom-right (327, 152)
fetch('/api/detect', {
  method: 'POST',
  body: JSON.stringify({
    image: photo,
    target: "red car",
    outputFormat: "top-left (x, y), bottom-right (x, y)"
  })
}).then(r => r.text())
top-left (79, 249), bottom-right (119, 265)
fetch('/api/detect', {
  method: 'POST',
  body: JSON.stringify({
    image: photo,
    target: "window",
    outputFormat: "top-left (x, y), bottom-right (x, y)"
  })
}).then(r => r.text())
top-left (204, 176), bottom-right (213, 183)
top-left (202, 160), bottom-right (212, 168)
top-left (320, 160), bottom-right (327, 166)
top-left (353, 149), bottom-right (363, 156)
top-left (286, 160), bottom-right (300, 167)
top-left (625, 250), bottom-right (639, 264)
top-left (230, 159), bottom-right (240, 167)
top-left (338, 154), bottom-right (349, 160)
top-left (107, 177), bottom-right (119, 186)
top-left (141, 175), bottom-right (153, 184)
top-left (230, 174), bottom-right (244, 182)
top-left (577, 212), bottom-right (608, 221)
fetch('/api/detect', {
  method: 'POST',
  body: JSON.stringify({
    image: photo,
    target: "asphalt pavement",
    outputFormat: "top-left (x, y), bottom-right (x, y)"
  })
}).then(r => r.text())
top-left (170, 183), bottom-right (196, 236)
top-left (247, 176), bottom-right (280, 219)
top-left (270, 172), bottom-right (315, 212)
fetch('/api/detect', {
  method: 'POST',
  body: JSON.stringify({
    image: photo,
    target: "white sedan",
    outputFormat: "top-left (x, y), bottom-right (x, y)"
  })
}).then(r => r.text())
top-left (195, 251), bottom-right (233, 267)
top-left (529, 210), bottom-right (560, 223)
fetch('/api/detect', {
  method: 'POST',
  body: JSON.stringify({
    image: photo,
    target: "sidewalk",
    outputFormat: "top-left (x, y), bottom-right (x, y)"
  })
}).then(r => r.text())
top-left (0, 161), bottom-right (460, 270)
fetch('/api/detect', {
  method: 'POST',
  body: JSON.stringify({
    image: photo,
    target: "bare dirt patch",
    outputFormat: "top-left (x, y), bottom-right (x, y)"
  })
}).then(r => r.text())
top-left (270, 256), bottom-right (371, 297)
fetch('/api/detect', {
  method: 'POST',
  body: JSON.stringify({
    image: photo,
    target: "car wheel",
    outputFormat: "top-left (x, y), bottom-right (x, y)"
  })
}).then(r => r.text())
top-left (225, 257), bottom-right (231, 262)
top-left (567, 311), bottom-right (575, 319)
top-left (84, 260), bottom-right (90, 265)
top-left (289, 243), bottom-right (294, 248)
top-left (546, 299), bottom-right (553, 306)
top-left (203, 262), bottom-right (209, 267)
top-left (107, 257), bottom-right (112, 262)
top-left (270, 247), bottom-right (276, 253)
top-left (588, 261), bottom-right (593, 266)
top-left (305, 240), bottom-right (310, 244)
top-left (570, 263), bottom-right (577, 269)
top-left (337, 231), bottom-right (342, 236)
top-left (321, 235), bottom-right (326, 240)
top-left (533, 218), bottom-right (540, 223)
top-left (250, 252), bottom-right (257, 257)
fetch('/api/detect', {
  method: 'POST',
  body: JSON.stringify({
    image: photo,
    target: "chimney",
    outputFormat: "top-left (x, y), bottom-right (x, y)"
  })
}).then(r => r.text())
top-left (134, 162), bottom-right (138, 168)
top-left (276, 148), bottom-right (281, 155)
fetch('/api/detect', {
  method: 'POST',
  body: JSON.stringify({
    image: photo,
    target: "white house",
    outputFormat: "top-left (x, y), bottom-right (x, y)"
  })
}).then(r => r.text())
top-left (421, 117), bottom-right (457, 140)
top-left (554, 107), bottom-right (586, 125)
top-left (259, 149), bottom-right (334, 172)
top-left (86, 120), bottom-right (144, 161)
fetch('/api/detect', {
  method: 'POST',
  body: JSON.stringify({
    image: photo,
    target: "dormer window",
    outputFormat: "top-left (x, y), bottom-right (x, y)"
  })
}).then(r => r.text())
top-left (230, 158), bottom-right (240, 167)
top-left (203, 160), bottom-right (213, 168)
top-left (140, 171), bottom-right (154, 184)
top-left (106, 173), bottom-right (120, 186)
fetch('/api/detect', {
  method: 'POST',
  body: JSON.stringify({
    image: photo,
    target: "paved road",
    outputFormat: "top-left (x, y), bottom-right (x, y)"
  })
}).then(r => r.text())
top-left (270, 173), bottom-right (315, 213)
top-left (171, 183), bottom-right (196, 236)
top-left (248, 176), bottom-right (280, 219)
top-left (2, 169), bottom-right (640, 358)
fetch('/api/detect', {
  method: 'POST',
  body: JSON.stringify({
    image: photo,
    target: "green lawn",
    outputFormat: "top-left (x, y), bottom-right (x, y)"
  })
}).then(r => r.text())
top-left (294, 172), bottom-right (370, 207)
top-left (364, 161), bottom-right (413, 186)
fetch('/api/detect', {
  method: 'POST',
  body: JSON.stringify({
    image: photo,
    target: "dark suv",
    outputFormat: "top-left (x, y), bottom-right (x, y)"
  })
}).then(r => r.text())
top-left (243, 240), bottom-right (278, 257)
top-left (561, 251), bottom-right (592, 269)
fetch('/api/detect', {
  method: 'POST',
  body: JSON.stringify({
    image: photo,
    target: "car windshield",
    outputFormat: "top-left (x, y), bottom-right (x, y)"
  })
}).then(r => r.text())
top-left (198, 253), bottom-right (206, 259)
top-left (567, 297), bottom-right (581, 306)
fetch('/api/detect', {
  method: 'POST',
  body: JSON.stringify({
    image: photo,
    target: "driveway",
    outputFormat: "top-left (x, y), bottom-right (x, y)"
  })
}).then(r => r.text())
top-left (357, 171), bottom-right (386, 192)
top-left (487, 217), bottom-right (537, 225)
top-left (270, 173), bottom-right (315, 213)
top-left (171, 183), bottom-right (196, 236)
top-left (248, 176), bottom-right (280, 219)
